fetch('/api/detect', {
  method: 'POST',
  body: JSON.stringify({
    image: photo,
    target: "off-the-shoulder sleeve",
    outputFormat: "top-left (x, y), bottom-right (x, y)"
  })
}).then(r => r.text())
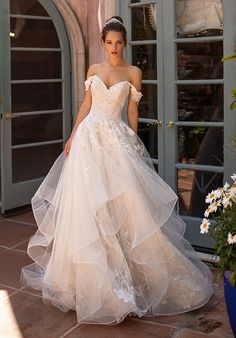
top-left (129, 83), bottom-right (143, 104)
top-left (84, 75), bottom-right (94, 91)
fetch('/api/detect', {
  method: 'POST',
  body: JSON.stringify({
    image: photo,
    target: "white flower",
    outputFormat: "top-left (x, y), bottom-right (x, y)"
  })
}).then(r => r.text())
top-left (200, 218), bottom-right (210, 234)
top-left (227, 232), bottom-right (236, 245)
top-left (223, 182), bottom-right (230, 191)
top-left (205, 190), bottom-right (217, 203)
top-left (230, 183), bottom-right (236, 199)
top-left (222, 194), bottom-right (233, 208)
top-left (204, 207), bottom-right (212, 218)
top-left (231, 173), bottom-right (236, 181)
top-left (214, 188), bottom-right (223, 199)
top-left (209, 200), bottom-right (221, 212)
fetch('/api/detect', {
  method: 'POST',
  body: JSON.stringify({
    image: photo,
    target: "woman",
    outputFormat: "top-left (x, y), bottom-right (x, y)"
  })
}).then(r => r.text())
top-left (21, 16), bottom-right (213, 325)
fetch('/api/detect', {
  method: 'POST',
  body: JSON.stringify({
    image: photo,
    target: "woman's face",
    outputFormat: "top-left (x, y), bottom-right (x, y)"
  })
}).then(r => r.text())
top-left (103, 31), bottom-right (125, 58)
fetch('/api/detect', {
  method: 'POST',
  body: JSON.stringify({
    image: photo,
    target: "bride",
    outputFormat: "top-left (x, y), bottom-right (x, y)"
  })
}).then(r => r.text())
top-left (21, 16), bottom-right (213, 325)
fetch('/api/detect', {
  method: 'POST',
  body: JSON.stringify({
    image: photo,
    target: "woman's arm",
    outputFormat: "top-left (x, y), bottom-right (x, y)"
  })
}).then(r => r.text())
top-left (127, 67), bottom-right (142, 134)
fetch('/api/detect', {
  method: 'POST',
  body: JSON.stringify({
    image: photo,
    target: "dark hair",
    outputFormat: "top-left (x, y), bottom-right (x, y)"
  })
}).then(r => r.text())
top-left (101, 16), bottom-right (127, 45)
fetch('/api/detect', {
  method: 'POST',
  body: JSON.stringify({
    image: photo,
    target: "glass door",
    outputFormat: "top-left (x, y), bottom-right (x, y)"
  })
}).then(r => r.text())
top-left (0, 0), bottom-right (71, 213)
top-left (163, 0), bottom-right (236, 250)
top-left (125, 1), bottom-right (164, 176)
top-left (120, 0), bottom-right (236, 251)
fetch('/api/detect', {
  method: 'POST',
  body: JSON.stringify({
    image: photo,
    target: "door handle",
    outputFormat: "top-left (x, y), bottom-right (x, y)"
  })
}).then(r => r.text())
top-left (166, 120), bottom-right (175, 128)
top-left (5, 112), bottom-right (18, 120)
top-left (147, 120), bottom-right (162, 127)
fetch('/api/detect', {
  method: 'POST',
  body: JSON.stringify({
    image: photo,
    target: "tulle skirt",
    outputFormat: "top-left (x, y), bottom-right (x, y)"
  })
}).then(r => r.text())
top-left (21, 113), bottom-right (213, 324)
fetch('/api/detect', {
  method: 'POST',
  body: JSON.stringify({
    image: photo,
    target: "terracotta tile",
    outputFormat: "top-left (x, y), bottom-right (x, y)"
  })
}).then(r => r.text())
top-left (0, 284), bottom-right (19, 299)
top-left (211, 267), bottom-right (224, 287)
top-left (0, 250), bottom-right (32, 288)
top-left (66, 318), bottom-right (177, 338)
top-left (186, 294), bottom-right (234, 337)
top-left (0, 219), bottom-right (36, 248)
top-left (141, 312), bottom-right (195, 328)
top-left (0, 292), bottom-right (77, 338)
top-left (22, 286), bottom-right (43, 297)
top-left (177, 328), bottom-right (223, 338)
top-left (0, 246), bottom-right (8, 254)
top-left (8, 210), bottom-right (36, 225)
top-left (13, 239), bottom-right (29, 252)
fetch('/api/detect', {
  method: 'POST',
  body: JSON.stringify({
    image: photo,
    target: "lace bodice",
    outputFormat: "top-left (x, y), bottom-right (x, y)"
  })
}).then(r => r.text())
top-left (84, 75), bottom-right (143, 120)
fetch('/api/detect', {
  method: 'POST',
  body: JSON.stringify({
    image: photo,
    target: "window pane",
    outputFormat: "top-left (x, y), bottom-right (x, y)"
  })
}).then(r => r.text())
top-left (10, 18), bottom-right (60, 48)
top-left (12, 113), bottom-right (63, 145)
top-left (11, 51), bottom-right (61, 80)
top-left (177, 169), bottom-right (223, 217)
top-left (131, 4), bottom-right (156, 41)
top-left (12, 143), bottom-right (63, 183)
top-left (177, 42), bottom-right (223, 80)
top-left (178, 127), bottom-right (223, 166)
top-left (139, 84), bottom-right (157, 119)
top-left (12, 82), bottom-right (62, 113)
top-left (178, 85), bottom-right (223, 122)
top-left (176, 0), bottom-right (223, 38)
top-left (132, 45), bottom-right (157, 80)
top-left (138, 121), bottom-right (158, 159)
top-left (153, 163), bottom-right (158, 174)
top-left (10, 0), bottom-right (49, 16)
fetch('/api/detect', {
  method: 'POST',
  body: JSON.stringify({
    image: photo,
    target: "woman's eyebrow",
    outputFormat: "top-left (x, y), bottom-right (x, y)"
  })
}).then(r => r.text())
top-left (105, 39), bottom-right (123, 42)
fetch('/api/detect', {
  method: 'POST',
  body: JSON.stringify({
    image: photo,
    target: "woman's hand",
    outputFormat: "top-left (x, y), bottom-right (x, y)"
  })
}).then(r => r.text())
top-left (64, 136), bottom-right (73, 156)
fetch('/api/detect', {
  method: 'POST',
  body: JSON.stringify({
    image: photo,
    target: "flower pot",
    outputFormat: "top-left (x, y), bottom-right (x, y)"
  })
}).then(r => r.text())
top-left (224, 271), bottom-right (236, 337)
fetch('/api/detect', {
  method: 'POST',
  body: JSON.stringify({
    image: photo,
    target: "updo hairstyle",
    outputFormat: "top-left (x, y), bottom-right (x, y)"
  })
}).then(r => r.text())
top-left (101, 16), bottom-right (127, 45)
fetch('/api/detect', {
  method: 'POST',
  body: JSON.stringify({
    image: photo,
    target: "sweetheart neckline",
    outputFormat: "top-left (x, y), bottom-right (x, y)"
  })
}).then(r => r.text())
top-left (93, 74), bottom-right (130, 90)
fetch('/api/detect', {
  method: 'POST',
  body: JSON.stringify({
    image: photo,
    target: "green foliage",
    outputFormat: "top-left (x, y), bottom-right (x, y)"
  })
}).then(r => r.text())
top-left (201, 178), bottom-right (236, 287)
top-left (222, 53), bottom-right (236, 62)
top-left (230, 88), bottom-right (236, 110)
top-left (222, 52), bottom-right (236, 150)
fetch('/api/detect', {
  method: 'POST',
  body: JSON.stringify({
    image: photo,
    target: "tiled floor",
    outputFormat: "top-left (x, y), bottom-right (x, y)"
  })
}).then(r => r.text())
top-left (0, 210), bottom-right (234, 338)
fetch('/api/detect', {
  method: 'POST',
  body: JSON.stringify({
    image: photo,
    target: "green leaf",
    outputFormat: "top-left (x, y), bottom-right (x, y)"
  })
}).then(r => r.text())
top-left (230, 271), bottom-right (236, 287)
top-left (231, 88), bottom-right (236, 98)
top-left (222, 53), bottom-right (236, 61)
top-left (230, 101), bottom-right (236, 110)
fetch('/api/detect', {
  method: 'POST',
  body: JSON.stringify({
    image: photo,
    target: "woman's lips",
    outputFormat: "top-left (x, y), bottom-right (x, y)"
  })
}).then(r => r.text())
top-left (111, 51), bottom-right (118, 55)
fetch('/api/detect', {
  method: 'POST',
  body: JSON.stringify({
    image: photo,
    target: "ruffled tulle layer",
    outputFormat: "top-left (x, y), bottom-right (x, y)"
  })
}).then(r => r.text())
top-left (21, 115), bottom-right (213, 324)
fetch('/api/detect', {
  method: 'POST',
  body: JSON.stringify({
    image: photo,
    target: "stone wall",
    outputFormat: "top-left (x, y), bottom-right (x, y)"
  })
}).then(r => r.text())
top-left (66, 0), bottom-right (116, 67)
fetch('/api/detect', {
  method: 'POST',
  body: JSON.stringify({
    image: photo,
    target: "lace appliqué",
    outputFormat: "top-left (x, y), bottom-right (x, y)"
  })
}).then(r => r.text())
top-left (113, 266), bottom-right (135, 304)
top-left (118, 122), bottom-right (146, 156)
top-left (129, 83), bottom-right (143, 104)
top-left (84, 76), bottom-right (94, 91)
top-left (156, 232), bottom-right (204, 309)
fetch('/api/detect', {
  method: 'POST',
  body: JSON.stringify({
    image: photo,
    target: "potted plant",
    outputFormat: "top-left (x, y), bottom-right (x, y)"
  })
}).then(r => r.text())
top-left (200, 174), bottom-right (236, 336)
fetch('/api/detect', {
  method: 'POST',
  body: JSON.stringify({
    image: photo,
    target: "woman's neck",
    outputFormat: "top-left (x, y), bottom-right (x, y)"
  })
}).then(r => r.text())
top-left (105, 57), bottom-right (127, 67)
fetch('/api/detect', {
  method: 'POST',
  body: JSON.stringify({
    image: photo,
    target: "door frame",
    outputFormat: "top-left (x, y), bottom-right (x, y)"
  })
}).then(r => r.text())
top-left (0, 0), bottom-right (71, 213)
top-left (119, 0), bottom-right (165, 178)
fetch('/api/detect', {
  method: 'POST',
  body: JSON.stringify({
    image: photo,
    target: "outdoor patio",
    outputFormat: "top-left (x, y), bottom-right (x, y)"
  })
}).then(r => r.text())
top-left (0, 209), bottom-right (234, 338)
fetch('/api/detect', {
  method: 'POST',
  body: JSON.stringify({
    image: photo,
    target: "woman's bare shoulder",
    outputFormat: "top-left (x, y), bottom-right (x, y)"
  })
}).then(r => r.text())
top-left (86, 63), bottom-right (104, 77)
top-left (127, 65), bottom-right (142, 89)
top-left (128, 65), bottom-right (142, 77)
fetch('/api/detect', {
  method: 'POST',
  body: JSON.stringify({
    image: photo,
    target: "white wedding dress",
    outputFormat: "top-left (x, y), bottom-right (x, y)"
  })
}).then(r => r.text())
top-left (21, 74), bottom-right (213, 324)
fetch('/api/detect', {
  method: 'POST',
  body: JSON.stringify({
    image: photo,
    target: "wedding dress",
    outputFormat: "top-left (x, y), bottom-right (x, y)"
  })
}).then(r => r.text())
top-left (21, 74), bottom-right (213, 324)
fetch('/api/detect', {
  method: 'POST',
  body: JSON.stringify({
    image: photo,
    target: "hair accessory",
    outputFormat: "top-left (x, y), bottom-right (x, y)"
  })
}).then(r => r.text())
top-left (103, 18), bottom-right (124, 28)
